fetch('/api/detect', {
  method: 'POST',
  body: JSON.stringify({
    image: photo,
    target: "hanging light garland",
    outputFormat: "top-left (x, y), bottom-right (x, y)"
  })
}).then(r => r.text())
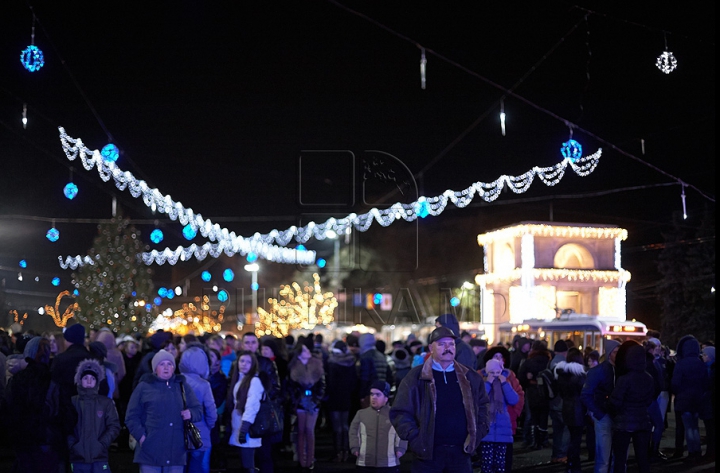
top-left (20, 13), bottom-right (44, 72)
top-left (656, 33), bottom-right (678, 74)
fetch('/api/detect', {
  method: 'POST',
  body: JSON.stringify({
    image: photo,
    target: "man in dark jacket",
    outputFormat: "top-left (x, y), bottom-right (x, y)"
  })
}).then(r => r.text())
top-left (390, 326), bottom-right (489, 473)
top-left (435, 313), bottom-right (477, 370)
top-left (581, 338), bottom-right (620, 473)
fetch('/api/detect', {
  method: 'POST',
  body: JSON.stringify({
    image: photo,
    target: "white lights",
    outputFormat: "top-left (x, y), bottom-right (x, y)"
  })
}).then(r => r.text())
top-left (244, 263), bottom-right (260, 272)
top-left (174, 286), bottom-right (182, 296)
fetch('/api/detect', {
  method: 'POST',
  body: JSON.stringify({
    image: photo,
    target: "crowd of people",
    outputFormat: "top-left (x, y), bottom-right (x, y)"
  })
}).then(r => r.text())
top-left (0, 314), bottom-right (714, 473)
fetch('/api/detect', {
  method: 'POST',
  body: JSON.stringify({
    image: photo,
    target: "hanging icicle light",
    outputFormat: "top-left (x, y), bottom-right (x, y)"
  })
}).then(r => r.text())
top-left (20, 14), bottom-right (44, 72)
top-left (500, 99), bottom-right (506, 136)
top-left (680, 182), bottom-right (687, 220)
top-left (22, 103), bottom-right (28, 129)
top-left (420, 47), bottom-right (427, 90)
top-left (656, 33), bottom-right (677, 74)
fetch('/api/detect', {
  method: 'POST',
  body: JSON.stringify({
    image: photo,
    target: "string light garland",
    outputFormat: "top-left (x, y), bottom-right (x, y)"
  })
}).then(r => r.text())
top-left (149, 296), bottom-right (225, 335)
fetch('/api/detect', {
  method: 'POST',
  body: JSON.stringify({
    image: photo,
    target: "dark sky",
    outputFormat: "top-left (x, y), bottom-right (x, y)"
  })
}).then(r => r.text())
top-left (0, 1), bottom-right (715, 325)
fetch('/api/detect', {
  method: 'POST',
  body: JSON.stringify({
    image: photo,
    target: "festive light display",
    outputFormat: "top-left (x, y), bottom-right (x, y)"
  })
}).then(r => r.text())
top-left (71, 215), bottom-right (157, 332)
top-left (475, 268), bottom-right (631, 286)
top-left (149, 296), bottom-right (224, 335)
top-left (52, 277), bottom-right (60, 286)
top-left (11, 310), bottom-right (29, 326)
top-left (223, 269), bottom-right (234, 282)
top-left (20, 44), bottom-right (44, 72)
top-left (58, 128), bottom-right (317, 266)
top-left (46, 227), bottom-right (60, 242)
top-left (44, 290), bottom-right (79, 328)
top-left (656, 51), bottom-right (678, 74)
top-left (561, 139), bottom-right (582, 162)
top-left (101, 143), bottom-right (119, 162)
top-left (201, 271), bottom-right (211, 282)
top-left (477, 223), bottom-right (628, 247)
top-left (255, 273), bottom-right (338, 338)
top-left (64, 182), bottom-right (79, 200)
top-left (19, 259), bottom-right (27, 268)
top-left (150, 229), bottom-right (164, 244)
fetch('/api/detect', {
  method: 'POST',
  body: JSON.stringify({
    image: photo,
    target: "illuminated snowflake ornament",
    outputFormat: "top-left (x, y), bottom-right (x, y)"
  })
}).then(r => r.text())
top-left (561, 139), bottom-right (583, 162)
top-left (20, 45), bottom-right (44, 72)
top-left (656, 51), bottom-right (678, 74)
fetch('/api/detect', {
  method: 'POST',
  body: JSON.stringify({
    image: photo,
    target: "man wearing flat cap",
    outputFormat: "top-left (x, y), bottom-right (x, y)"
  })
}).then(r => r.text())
top-left (390, 326), bottom-right (489, 472)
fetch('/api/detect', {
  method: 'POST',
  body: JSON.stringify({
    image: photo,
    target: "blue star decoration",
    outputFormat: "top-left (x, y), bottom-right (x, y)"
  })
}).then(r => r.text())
top-left (64, 182), bottom-right (78, 200)
top-left (561, 139), bottom-right (583, 162)
top-left (20, 45), bottom-right (44, 72)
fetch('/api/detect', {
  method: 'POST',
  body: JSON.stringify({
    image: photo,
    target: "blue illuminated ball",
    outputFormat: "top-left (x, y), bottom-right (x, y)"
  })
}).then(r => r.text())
top-left (73, 289), bottom-right (79, 296)
top-left (218, 290), bottom-right (229, 302)
top-left (317, 258), bottom-right (326, 268)
top-left (101, 144), bottom-right (119, 163)
top-left (251, 282), bottom-right (259, 291)
top-left (450, 297), bottom-right (460, 307)
top-left (183, 224), bottom-right (197, 240)
top-left (166, 291), bottom-right (174, 300)
top-left (201, 271), bottom-right (211, 282)
top-left (246, 252), bottom-right (258, 263)
top-left (158, 287), bottom-right (168, 297)
top-left (20, 45), bottom-right (44, 72)
top-left (223, 269), bottom-right (235, 282)
top-left (64, 183), bottom-right (78, 200)
top-left (46, 227), bottom-right (60, 242)
top-left (416, 200), bottom-right (430, 218)
top-left (296, 245), bottom-right (306, 251)
top-left (561, 139), bottom-right (583, 162)
top-left (52, 277), bottom-right (60, 286)
top-left (150, 229), bottom-right (164, 244)
top-left (373, 293), bottom-right (383, 305)
top-left (19, 259), bottom-right (27, 268)
top-left (154, 297), bottom-right (162, 306)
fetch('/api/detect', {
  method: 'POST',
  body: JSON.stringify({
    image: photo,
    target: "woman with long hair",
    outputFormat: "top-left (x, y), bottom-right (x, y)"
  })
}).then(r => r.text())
top-left (285, 339), bottom-right (325, 472)
top-left (228, 350), bottom-right (264, 472)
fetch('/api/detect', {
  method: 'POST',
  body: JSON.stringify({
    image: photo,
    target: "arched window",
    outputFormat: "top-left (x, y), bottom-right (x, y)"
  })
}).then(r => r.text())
top-left (554, 243), bottom-right (594, 269)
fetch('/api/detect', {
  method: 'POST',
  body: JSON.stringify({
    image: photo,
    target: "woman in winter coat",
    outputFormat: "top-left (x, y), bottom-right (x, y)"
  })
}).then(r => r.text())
top-left (478, 358), bottom-right (520, 473)
top-left (518, 340), bottom-right (552, 449)
top-left (326, 340), bottom-right (358, 463)
top-left (179, 345), bottom-right (218, 473)
top-left (554, 348), bottom-right (587, 473)
top-left (483, 346), bottom-right (525, 435)
top-left (285, 339), bottom-right (325, 472)
top-left (125, 349), bottom-right (203, 473)
top-left (228, 350), bottom-right (265, 472)
top-left (609, 341), bottom-right (654, 473)
top-left (671, 334), bottom-right (710, 463)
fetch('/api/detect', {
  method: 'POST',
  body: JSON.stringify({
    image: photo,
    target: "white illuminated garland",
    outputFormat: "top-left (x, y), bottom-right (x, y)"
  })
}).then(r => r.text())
top-left (58, 128), bottom-right (601, 267)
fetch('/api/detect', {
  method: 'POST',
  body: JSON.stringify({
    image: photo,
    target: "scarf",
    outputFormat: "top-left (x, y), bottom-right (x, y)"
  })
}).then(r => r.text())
top-left (488, 378), bottom-right (505, 423)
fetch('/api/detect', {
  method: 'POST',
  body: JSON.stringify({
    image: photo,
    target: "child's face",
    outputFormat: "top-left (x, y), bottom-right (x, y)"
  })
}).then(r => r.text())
top-left (369, 389), bottom-right (388, 409)
top-left (81, 374), bottom-right (97, 388)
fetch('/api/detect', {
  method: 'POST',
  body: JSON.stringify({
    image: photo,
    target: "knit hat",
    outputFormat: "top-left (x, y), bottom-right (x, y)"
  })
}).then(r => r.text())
top-left (149, 330), bottom-right (172, 350)
top-left (485, 358), bottom-right (503, 373)
top-left (63, 324), bottom-right (86, 346)
top-left (703, 346), bottom-right (715, 362)
top-left (23, 335), bottom-right (42, 361)
top-left (370, 380), bottom-right (390, 398)
top-left (151, 349), bottom-right (176, 372)
top-left (553, 340), bottom-right (568, 353)
top-left (603, 338), bottom-right (621, 356)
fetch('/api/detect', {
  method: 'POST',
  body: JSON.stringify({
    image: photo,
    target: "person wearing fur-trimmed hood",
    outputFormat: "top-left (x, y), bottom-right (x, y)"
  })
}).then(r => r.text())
top-left (68, 358), bottom-right (121, 472)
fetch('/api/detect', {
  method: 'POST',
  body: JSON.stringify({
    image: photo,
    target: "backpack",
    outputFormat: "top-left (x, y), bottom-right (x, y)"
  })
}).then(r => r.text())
top-left (536, 368), bottom-right (557, 400)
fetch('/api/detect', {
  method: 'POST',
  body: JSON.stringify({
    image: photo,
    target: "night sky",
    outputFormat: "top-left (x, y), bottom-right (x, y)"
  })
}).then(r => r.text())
top-left (0, 1), bottom-right (715, 328)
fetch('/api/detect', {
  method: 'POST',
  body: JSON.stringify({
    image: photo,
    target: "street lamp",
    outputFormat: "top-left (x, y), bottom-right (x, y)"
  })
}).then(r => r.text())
top-left (244, 263), bottom-right (259, 325)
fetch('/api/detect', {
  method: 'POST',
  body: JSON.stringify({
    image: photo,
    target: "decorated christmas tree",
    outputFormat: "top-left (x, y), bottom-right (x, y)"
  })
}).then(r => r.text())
top-left (72, 213), bottom-right (157, 333)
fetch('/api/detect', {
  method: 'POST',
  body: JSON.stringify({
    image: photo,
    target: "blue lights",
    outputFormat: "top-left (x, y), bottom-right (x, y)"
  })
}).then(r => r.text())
top-left (20, 45), bottom-right (44, 72)
top-left (201, 271), bottom-right (212, 282)
top-left (166, 291), bottom-right (175, 300)
top-left (246, 252), bottom-right (258, 263)
top-left (317, 258), bottom-right (326, 268)
top-left (223, 269), bottom-right (235, 282)
top-left (101, 143), bottom-right (119, 163)
top-left (183, 224), bottom-right (197, 240)
top-left (296, 245), bottom-right (306, 251)
top-left (19, 260), bottom-right (27, 268)
top-left (132, 291), bottom-right (137, 297)
top-left (561, 139), bottom-right (583, 162)
top-left (64, 183), bottom-right (78, 200)
top-left (450, 297), bottom-right (460, 307)
top-left (158, 287), bottom-right (168, 297)
top-left (73, 289), bottom-right (79, 296)
top-left (218, 289), bottom-right (229, 302)
top-left (373, 293), bottom-right (383, 305)
top-left (251, 282), bottom-right (259, 291)
top-left (52, 277), bottom-right (60, 286)
top-left (150, 229), bottom-right (164, 244)
top-left (416, 200), bottom-right (430, 218)
top-left (46, 227), bottom-right (60, 242)
top-left (154, 297), bottom-right (162, 306)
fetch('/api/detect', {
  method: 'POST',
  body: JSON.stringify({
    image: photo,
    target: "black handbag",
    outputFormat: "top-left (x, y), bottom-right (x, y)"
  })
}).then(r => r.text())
top-left (248, 393), bottom-right (284, 439)
top-left (180, 382), bottom-right (203, 450)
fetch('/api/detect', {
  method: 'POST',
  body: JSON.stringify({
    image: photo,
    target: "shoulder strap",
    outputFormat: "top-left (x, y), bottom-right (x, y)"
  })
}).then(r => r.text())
top-left (180, 382), bottom-right (187, 409)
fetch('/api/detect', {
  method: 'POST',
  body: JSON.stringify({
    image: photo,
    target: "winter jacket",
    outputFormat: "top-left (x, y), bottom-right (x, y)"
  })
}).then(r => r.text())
top-left (68, 359), bottom-right (121, 463)
top-left (326, 350), bottom-right (358, 412)
top-left (609, 345), bottom-right (654, 432)
top-left (125, 372), bottom-right (202, 466)
top-left (95, 330), bottom-right (126, 399)
top-left (358, 347), bottom-right (393, 399)
top-left (518, 348), bottom-right (551, 410)
top-left (671, 335), bottom-right (710, 416)
top-left (479, 366), bottom-right (524, 434)
top-left (580, 360), bottom-right (615, 421)
top-left (349, 404), bottom-right (407, 467)
top-left (228, 374), bottom-right (263, 449)
top-left (555, 360), bottom-right (587, 427)
top-left (51, 343), bottom-right (92, 435)
top-left (179, 346), bottom-right (218, 452)
top-left (390, 357), bottom-right (489, 461)
top-left (480, 375), bottom-right (519, 444)
top-left (435, 313), bottom-right (477, 370)
top-left (286, 354), bottom-right (325, 412)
